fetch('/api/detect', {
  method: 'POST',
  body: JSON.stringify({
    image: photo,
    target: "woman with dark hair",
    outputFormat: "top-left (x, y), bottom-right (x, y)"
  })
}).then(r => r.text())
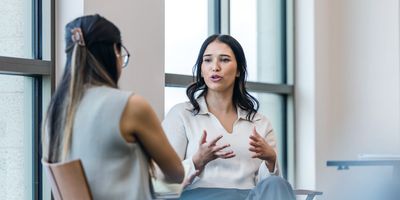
top-left (42, 14), bottom-right (184, 200)
top-left (162, 34), bottom-right (295, 200)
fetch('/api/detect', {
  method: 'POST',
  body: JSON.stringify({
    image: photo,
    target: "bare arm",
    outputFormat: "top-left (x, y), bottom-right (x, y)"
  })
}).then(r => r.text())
top-left (120, 95), bottom-right (184, 183)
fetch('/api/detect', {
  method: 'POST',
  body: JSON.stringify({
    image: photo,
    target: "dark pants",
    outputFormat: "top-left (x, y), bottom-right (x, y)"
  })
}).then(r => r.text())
top-left (180, 176), bottom-right (295, 200)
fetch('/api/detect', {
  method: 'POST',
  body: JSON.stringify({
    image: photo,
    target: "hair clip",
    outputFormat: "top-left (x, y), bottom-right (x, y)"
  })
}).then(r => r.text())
top-left (71, 28), bottom-right (86, 46)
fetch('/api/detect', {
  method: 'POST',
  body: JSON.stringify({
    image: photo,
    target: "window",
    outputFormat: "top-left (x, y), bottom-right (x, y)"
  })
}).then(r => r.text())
top-left (165, 0), bottom-right (294, 180)
top-left (164, 0), bottom-right (209, 114)
top-left (0, 0), bottom-right (32, 59)
top-left (230, 0), bottom-right (293, 179)
top-left (0, 75), bottom-right (33, 200)
top-left (165, 0), bottom-right (208, 76)
top-left (0, 0), bottom-right (54, 199)
top-left (230, 0), bottom-right (286, 84)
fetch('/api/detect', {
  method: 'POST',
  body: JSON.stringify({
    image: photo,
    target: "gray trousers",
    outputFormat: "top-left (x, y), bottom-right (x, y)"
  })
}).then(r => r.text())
top-left (180, 176), bottom-right (295, 200)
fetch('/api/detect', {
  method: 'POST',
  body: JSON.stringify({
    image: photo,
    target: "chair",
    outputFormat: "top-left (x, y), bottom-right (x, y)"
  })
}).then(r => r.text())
top-left (42, 159), bottom-right (93, 200)
top-left (42, 158), bottom-right (322, 200)
top-left (294, 189), bottom-right (323, 200)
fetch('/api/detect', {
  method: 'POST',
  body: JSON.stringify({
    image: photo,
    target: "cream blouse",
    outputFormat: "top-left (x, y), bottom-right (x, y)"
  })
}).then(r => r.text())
top-left (162, 96), bottom-right (279, 190)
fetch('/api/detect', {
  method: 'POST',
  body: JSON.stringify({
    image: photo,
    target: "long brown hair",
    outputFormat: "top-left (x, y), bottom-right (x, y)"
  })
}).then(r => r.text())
top-left (43, 15), bottom-right (121, 162)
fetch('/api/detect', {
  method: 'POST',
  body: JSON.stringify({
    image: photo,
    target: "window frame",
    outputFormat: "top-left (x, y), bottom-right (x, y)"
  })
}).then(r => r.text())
top-left (0, 0), bottom-right (55, 199)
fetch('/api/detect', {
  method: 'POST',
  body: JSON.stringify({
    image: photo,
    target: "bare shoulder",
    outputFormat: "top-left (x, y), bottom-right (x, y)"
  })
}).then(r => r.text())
top-left (120, 95), bottom-right (155, 141)
top-left (126, 95), bottom-right (153, 118)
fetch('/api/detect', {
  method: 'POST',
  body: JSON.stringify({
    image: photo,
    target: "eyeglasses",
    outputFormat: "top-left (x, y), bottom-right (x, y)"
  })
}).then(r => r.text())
top-left (118, 44), bottom-right (130, 68)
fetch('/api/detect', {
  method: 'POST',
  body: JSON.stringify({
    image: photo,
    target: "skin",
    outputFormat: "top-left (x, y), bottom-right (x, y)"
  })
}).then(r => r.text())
top-left (114, 45), bottom-right (185, 183)
top-left (249, 127), bottom-right (277, 172)
top-left (191, 41), bottom-right (277, 180)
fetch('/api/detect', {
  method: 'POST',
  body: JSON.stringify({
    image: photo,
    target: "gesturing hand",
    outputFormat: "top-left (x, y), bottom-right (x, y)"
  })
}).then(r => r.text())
top-left (249, 127), bottom-right (277, 172)
top-left (192, 130), bottom-right (235, 172)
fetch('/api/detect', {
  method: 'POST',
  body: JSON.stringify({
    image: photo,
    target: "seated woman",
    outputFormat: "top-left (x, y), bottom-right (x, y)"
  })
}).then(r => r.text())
top-left (42, 14), bottom-right (184, 200)
top-left (162, 34), bottom-right (295, 200)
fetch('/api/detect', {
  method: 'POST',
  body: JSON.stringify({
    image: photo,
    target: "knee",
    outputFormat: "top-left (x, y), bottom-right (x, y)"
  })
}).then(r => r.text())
top-left (259, 176), bottom-right (293, 190)
top-left (249, 176), bottom-right (295, 200)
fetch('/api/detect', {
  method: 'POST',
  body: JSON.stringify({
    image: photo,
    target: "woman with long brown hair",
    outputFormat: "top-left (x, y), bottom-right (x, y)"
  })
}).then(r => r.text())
top-left (43, 14), bottom-right (184, 200)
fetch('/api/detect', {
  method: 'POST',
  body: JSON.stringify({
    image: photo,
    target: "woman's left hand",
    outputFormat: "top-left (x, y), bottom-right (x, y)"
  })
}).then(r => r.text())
top-left (249, 127), bottom-right (276, 172)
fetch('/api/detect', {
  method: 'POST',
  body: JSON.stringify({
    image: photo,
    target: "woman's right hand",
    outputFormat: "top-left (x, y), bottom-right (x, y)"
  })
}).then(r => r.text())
top-left (192, 130), bottom-right (235, 172)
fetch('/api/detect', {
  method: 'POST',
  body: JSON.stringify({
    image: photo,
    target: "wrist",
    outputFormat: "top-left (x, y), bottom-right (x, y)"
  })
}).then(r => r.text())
top-left (265, 155), bottom-right (276, 172)
top-left (192, 154), bottom-right (204, 170)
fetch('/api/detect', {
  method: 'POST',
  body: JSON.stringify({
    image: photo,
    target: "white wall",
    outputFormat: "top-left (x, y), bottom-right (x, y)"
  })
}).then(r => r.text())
top-left (294, 0), bottom-right (316, 190)
top-left (84, 0), bottom-right (165, 118)
top-left (296, 0), bottom-right (400, 199)
top-left (56, 0), bottom-right (165, 118)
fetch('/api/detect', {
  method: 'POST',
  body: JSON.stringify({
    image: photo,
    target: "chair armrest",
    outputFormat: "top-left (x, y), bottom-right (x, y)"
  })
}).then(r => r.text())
top-left (294, 189), bottom-right (323, 200)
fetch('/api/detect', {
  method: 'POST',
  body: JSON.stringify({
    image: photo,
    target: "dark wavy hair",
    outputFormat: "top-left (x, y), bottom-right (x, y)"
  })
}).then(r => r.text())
top-left (186, 34), bottom-right (259, 121)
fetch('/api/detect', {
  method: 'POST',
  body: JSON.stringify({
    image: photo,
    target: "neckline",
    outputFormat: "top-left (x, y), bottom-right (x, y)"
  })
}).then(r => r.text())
top-left (208, 112), bottom-right (239, 134)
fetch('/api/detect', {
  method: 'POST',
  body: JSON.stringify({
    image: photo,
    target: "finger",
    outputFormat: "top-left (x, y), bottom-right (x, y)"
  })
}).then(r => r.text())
top-left (249, 140), bottom-right (260, 147)
top-left (253, 127), bottom-right (262, 138)
top-left (212, 144), bottom-right (230, 152)
top-left (220, 153), bottom-right (236, 159)
top-left (208, 134), bottom-right (223, 146)
top-left (250, 131), bottom-right (262, 142)
top-left (251, 153), bottom-right (261, 159)
top-left (215, 151), bottom-right (236, 158)
top-left (214, 150), bottom-right (234, 156)
top-left (199, 130), bottom-right (207, 145)
top-left (249, 135), bottom-right (260, 143)
top-left (248, 147), bottom-right (259, 152)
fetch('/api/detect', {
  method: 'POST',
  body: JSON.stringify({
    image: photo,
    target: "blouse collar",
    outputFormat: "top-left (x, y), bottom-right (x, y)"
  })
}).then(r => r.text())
top-left (185, 96), bottom-right (262, 121)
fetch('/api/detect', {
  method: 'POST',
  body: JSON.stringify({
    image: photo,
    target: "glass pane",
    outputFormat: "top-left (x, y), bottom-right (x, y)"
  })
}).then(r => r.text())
top-left (0, 0), bottom-right (32, 58)
top-left (42, 0), bottom-right (51, 61)
top-left (164, 87), bottom-right (188, 116)
top-left (0, 74), bottom-right (33, 200)
top-left (165, 0), bottom-right (208, 75)
top-left (230, 0), bottom-right (285, 84)
top-left (252, 92), bottom-right (285, 170)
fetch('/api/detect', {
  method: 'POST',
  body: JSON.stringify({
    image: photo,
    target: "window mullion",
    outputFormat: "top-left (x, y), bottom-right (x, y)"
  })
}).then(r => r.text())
top-left (220, 0), bottom-right (230, 34)
top-left (32, 76), bottom-right (42, 200)
top-left (208, 0), bottom-right (221, 34)
top-left (32, 0), bottom-right (42, 60)
top-left (32, 0), bottom-right (43, 200)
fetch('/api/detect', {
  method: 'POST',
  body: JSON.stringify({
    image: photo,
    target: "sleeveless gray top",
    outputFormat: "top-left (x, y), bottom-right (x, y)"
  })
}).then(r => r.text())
top-left (69, 86), bottom-right (152, 200)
